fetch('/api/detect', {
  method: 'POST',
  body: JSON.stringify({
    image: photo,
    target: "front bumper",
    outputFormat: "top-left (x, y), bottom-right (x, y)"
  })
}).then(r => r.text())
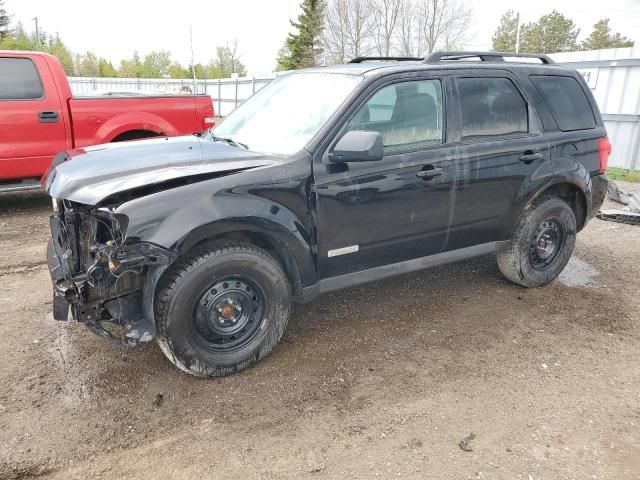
top-left (47, 207), bottom-right (176, 346)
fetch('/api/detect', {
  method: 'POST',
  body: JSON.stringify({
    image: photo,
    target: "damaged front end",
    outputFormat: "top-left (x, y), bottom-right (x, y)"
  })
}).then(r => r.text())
top-left (48, 199), bottom-right (176, 347)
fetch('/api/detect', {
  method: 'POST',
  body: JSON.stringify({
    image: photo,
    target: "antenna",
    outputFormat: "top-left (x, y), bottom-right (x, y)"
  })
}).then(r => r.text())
top-left (190, 25), bottom-right (197, 94)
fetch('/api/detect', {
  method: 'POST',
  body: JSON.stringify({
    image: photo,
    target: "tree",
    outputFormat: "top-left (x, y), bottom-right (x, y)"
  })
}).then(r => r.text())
top-left (0, 0), bottom-right (10, 39)
top-left (520, 10), bottom-right (579, 54)
top-left (211, 41), bottom-right (247, 77)
top-left (396, 0), bottom-right (416, 56)
top-left (373, 0), bottom-right (402, 56)
top-left (275, 42), bottom-right (292, 71)
top-left (324, 0), bottom-right (377, 63)
top-left (581, 18), bottom-right (634, 50)
top-left (168, 62), bottom-right (190, 79)
top-left (74, 52), bottom-right (100, 77)
top-left (278, 0), bottom-right (326, 70)
top-left (47, 34), bottom-right (74, 75)
top-left (142, 50), bottom-right (172, 77)
top-left (118, 51), bottom-right (143, 78)
top-left (416, 0), bottom-right (471, 54)
top-left (98, 58), bottom-right (117, 77)
top-left (491, 9), bottom-right (518, 52)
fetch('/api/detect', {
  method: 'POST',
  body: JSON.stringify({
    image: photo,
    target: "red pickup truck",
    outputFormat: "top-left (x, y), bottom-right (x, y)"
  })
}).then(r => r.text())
top-left (0, 51), bottom-right (215, 191)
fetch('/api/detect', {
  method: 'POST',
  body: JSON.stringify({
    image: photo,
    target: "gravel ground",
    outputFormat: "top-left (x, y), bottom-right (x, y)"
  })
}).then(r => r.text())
top-left (0, 183), bottom-right (639, 480)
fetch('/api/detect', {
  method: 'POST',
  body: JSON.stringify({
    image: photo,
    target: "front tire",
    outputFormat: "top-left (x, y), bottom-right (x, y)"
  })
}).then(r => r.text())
top-left (155, 242), bottom-right (291, 377)
top-left (497, 196), bottom-right (576, 288)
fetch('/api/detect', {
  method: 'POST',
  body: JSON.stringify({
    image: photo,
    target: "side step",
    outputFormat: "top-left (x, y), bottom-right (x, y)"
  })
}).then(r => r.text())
top-left (0, 180), bottom-right (41, 193)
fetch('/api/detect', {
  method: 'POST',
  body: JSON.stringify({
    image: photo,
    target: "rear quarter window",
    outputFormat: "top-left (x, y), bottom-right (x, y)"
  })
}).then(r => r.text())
top-left (530, 75), bottom-right (596, 131)
top-left (0, 58), bottom-right (44, 100)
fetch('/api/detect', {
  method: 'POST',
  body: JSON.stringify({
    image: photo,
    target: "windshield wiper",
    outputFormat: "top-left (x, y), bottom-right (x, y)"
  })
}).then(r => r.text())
top-left (211, 135), bottom-right (249, 149)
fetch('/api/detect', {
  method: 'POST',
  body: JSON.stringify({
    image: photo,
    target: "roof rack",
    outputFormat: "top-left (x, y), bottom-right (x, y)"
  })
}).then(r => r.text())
top-left (424, 51), bottom-right (554, 64)
top-left (349, 56), bottom-right (424, 63)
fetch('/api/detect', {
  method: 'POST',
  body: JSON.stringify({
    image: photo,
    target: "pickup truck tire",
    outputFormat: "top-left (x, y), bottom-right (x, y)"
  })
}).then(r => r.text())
top-left (497, 196), bottom-right (576, 288)
top-left (155, 242), bottom-right (291, 377)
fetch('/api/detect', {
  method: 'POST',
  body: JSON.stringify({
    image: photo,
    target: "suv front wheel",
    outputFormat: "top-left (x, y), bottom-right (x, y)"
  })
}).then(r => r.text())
top-left (497, 196), bottom-right (577, 288)
top-left (155, 242), bottom-right (291, 377)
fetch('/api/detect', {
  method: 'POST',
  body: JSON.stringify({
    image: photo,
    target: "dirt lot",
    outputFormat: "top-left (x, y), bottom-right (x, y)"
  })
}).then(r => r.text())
top-left (0, 184), bottom-right (639, 480)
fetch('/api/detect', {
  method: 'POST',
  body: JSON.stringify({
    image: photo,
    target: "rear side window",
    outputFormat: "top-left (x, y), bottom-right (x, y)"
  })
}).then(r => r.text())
top-left (530, 75), bottom-right (596, 131)
top-left (0, 58), bottom-right (44, 100)
top-left (457, 77), bottom-right (528, 139)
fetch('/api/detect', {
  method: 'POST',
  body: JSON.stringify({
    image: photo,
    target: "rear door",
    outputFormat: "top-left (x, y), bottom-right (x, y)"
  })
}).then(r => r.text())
top-left (0, 55), bottom-right (68, 181)
top-left (446, 72), bottom-right (553, 250)
top-left (314, 74), bottom-right (458, 278)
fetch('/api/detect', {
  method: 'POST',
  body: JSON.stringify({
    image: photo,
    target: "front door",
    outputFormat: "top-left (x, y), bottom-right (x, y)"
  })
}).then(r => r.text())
top-left (314, 76), bottom-right (458, 278)
top-left (0, 56), bottom-right (67, 181)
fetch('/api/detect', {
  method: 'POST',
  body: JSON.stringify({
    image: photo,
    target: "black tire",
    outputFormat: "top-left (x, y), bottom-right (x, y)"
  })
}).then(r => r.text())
top-left (155, 242), bottom-right (291, 377)
top-left (497, 196), bottom-right (576, 288)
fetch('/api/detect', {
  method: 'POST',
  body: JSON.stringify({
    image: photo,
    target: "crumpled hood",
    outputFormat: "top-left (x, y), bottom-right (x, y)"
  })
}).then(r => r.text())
top-left (43, 136), bottom-right (278, 205)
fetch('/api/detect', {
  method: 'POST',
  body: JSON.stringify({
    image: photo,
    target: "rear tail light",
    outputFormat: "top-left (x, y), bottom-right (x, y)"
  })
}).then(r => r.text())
top-left (598, 137), bottom-right (611, 174)
top-left (202, 105), bottom-right (215, 129)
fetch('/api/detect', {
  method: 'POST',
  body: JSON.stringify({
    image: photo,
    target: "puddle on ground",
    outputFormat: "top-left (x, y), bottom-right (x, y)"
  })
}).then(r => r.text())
top-left (557, 256), bottom-right (600, 288)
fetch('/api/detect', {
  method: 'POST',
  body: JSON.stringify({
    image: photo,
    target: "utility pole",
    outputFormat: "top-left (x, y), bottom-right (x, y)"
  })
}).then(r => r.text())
top-left (32, 16), bottom-right (40, 51)
top-left (189, 25), bottom-right (197, 94)
top-left (515, 12), bottom-right (521, 53)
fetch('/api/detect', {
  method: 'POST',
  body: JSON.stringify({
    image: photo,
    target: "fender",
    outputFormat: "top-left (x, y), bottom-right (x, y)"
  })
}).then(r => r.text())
top-left (502, 153), bottom-right (592, 239)
top-left (96, 111), bottom-right (179, 143)
top-left (115, 173), bottom-right (317, 290)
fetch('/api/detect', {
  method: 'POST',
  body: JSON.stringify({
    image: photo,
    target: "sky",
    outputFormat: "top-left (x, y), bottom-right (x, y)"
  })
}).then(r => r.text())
top-left (5, 0), bottom-right (640, 75)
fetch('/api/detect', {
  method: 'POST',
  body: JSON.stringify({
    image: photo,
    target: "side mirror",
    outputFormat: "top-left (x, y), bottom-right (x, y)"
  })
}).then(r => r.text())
top-left (328, 130), bottom-right (384, 163)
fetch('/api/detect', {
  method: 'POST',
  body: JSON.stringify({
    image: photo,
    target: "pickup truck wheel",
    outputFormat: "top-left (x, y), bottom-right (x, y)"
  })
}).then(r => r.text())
top-left (155, 242), bottom-right (291, 377)
top-left (497, 196), bottom-right (576, 288)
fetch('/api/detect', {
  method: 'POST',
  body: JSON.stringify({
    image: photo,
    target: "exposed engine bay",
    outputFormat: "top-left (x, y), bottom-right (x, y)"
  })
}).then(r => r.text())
top-left (48, 198), bottom-right (176, 346)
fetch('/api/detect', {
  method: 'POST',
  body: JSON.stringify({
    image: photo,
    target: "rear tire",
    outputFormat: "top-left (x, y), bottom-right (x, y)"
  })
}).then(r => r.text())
top-left (497, 196), bottom-right (576, 288)
top-left (155, 242), bottom-right (291, 377)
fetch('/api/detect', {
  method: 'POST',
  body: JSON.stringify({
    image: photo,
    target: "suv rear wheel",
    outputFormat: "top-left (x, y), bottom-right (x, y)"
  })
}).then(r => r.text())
top-left (155, 242), bottom-right (291, 377)
top-left (497, 196), bottom-right (576, 288)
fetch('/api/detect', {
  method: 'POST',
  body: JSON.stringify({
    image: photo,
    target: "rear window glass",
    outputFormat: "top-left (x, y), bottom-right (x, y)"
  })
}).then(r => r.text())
top-left (0, 58), bottom-right (44, 100)
top-left (530, 75), bottom-right (596, 131)
top-left (457, 77), bottom-right (528, 138)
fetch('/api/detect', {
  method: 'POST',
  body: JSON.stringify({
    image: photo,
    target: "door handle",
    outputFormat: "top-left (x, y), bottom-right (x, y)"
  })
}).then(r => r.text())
top-left (519, 151), bottom-right (544, 164)
top-left (416, 166), bottom-right (444, 180)
top-left (38, 111), bottom-right (59, 123)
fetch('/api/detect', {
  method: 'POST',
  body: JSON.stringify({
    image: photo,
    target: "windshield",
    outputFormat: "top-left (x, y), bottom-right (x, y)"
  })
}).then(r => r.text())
top-left (211, 72), bottom-right (362, 155)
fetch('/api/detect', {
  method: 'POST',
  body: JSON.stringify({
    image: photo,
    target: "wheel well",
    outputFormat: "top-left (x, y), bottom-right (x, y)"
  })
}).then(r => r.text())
top-left (187, 231), bottom-right (304, 303)
top-left (539, 183), bottom-right (587, 231)
top-left (111, 129), bottom-right (163, 142)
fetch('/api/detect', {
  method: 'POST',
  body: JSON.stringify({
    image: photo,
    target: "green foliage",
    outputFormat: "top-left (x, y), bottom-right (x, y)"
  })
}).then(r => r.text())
top-left (98, 58), bottom-right (117, 77)
top-left (581, 18), bottom-right (634, 51)
top-left (519, 10), bottom-right (579, 54)
top-left (212, 45), bottom-right (247, 77)
top-left (74, 52), bottom-right (100, 77)
top-left (277, 0), bottom-right (325, 70)
top-left (491, 10), bottom-right (519, 52)
top-left (607, 167), bottom-right (640, 183)
top-left (0, 0), bottom-right (10, 39)
top-left (47, 34), bottom-right (74, 75)
top-left (142, 50), bottom-right (172, 78)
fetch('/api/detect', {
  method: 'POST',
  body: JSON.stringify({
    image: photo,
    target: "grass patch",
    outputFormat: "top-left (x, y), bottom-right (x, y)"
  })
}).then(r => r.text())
top-left (607, 167), bottom-right (640, 183)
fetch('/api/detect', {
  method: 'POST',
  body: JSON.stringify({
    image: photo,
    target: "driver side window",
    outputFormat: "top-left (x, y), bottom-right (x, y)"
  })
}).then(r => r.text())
top-left (347, 79), bottom-right (444, 151)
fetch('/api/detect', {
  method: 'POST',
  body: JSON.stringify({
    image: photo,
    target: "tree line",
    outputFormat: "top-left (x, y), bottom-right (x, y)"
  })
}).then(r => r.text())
top-left (492, 10), bottom-right (634, 53)
top-left (277, 0), bottom-right (635, 70)
top-left (0, 0), bottom-right (246, 78)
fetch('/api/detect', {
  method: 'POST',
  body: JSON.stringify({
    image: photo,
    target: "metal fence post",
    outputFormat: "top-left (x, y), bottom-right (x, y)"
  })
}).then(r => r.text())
top-left (234, 79), bottom-right (239, 109)
top-left (217, 80), bottom-right (222, 116)
top-left (252, 77), bottom-right (256, 94)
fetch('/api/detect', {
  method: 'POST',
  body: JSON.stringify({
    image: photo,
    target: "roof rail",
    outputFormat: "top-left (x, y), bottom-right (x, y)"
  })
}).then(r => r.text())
top-left (349, 56), bottom-right (424, 63)
top-left (424, 51), bottom-right (554, 64)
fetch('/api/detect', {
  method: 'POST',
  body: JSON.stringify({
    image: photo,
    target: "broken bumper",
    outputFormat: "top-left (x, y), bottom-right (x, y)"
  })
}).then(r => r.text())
top-left (47, 209), bottom-right (176, 346)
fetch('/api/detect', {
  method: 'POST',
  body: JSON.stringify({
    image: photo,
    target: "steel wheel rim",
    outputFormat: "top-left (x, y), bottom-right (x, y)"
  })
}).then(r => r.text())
top-left (529, 218), bottom-right (565, 270)
top-left (191, 276), bottom-right (266, 353)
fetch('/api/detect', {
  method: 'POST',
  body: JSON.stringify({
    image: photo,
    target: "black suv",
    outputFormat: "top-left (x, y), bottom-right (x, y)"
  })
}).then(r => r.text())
top-left (44, 51), bottom-right (609, 377)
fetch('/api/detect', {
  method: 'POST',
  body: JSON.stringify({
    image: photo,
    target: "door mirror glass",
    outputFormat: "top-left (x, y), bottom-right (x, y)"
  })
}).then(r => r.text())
top-left (329, 130), bottom-right (384, 163)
